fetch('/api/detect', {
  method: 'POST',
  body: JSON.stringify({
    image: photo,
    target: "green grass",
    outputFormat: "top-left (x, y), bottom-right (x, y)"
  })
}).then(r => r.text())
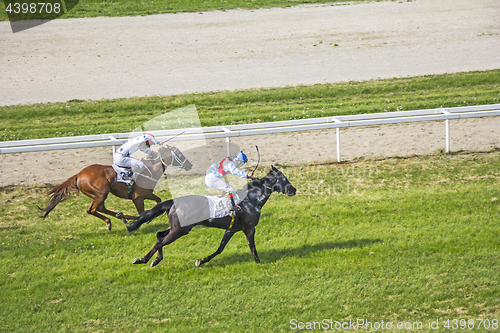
top-left (1, 69), bottom-right (500, 141)
top-left (1, 151), bottom-right (499, 332)
top-left (0, 0), bottom-right (367, 21)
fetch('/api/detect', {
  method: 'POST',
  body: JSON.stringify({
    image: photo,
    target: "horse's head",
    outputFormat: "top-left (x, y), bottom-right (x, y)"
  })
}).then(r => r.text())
top-left (266, 165), bottom-right (296, 196)
top-left (158, 145), bottom-right (193, 171)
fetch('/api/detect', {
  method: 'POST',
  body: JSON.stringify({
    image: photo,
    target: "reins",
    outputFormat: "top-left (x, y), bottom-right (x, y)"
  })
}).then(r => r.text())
top-left (136, 146), bottom-right (187, 182)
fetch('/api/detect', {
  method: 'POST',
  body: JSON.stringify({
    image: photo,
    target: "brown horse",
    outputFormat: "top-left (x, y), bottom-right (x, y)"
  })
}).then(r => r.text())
top-left (39, 145), bottom-right (193, 230)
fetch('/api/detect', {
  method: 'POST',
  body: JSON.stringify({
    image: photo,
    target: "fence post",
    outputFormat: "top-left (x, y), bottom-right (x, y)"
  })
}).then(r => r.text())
top-left (332, 118), bottom-right (342, 163)
top-left (109, 135), bottom-right (117, 155)
top-left (336, 128), bottom-right (341, 162)
top-left (222, 127), bottom-right (232, 156)
top-left (442, 110), bottom-right (451, 153)
top-left (445, 119), bottom-right (450, 153)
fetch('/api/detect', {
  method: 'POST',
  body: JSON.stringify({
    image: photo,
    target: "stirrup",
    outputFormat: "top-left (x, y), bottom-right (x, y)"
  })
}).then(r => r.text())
top-left (229, 204), bottom-right (241, 212)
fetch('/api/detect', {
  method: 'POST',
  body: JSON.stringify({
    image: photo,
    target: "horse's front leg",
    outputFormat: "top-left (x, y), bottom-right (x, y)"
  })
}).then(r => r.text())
top-left (132, 198), bottom-right (145, 215)
top-left (195, 230), bottom-right (236, 267)
top-left (98, 203), bottom-right (134, 225)
top-left (243, 227), bottom-right (261, 264)
top-left (144, 192), bottom-right (162, 205)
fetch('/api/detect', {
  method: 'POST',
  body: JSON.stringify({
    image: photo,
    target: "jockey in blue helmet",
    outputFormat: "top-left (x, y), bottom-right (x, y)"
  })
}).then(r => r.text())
top-left (205, 150), bottom-right (255, 211)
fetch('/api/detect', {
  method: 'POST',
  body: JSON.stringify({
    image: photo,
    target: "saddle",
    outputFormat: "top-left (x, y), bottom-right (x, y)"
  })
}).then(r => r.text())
top-left (112, 164), bottom-right (134, 184)
top-left (112, 164), bottom-right (134, 199)
top-left (205, 193), bottom-right (240, 230)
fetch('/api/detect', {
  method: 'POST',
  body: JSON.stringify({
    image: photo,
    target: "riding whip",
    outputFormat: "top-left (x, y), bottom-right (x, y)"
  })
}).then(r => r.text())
top-left (251, 145), bottom-right (260, 176)
top-left (161, 130), bottom-right (186, 145)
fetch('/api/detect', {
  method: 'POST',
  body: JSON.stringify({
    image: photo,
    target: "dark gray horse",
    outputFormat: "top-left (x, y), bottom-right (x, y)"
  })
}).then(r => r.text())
top-left (128, 166), bottom-right (296, 267)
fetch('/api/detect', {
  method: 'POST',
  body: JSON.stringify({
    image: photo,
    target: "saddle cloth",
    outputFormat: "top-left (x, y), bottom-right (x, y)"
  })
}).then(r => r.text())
top-left (112, 164), bottom-right (134, 184)
top-left (205, 195), bottom-right (232, 219)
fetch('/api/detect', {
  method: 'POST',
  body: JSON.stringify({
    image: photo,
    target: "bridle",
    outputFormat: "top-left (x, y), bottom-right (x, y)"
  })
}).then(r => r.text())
top-left (265, 171), bottom-right (292, 195)
top-left (253, 173), bottom-right (282, 203)
top-left (159, 146), bottom-right (189, 169)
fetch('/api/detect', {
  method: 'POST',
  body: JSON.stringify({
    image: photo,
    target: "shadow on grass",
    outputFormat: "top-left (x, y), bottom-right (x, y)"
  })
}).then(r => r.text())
top-left (203, 238), bottom-right (383, 267)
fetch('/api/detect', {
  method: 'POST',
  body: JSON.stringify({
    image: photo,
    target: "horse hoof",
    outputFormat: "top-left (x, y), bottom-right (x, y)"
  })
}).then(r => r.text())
top-left (151, 260), bottom-right (158, 267)
top-left (107, 224), bottom-right (112, 231)
top-left (195, 259), bottom-right (202, 267)
top-left (132, 258), bottom-right (142, 264)
top-left (121, 219), bottom-right (128, 225)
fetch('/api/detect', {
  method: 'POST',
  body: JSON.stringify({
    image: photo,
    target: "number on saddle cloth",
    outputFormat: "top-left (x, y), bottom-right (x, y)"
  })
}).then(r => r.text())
top-left (206, 195), bottom-right (233, 219)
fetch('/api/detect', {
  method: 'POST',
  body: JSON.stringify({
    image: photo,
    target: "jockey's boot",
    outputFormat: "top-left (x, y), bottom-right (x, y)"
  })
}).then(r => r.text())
top-left (228, 192), bottom-right (240, 211)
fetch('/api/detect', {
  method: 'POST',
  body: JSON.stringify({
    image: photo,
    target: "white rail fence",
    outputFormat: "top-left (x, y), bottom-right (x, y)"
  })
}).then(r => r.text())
top-left (1, 104), bottom-right (499, 162)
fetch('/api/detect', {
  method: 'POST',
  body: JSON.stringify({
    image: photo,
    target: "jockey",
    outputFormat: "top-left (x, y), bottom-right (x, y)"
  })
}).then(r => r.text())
top-left (205, 150), bottom-right (255, 211)
top-left (113, 133), bottom-right (162, 179)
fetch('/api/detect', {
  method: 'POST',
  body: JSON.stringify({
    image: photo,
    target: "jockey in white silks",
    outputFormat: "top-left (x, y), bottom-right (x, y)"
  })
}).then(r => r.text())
top-left (205, 151), bottom-right (255, 211)
top-left (113, 134), bottom-right (162, 179)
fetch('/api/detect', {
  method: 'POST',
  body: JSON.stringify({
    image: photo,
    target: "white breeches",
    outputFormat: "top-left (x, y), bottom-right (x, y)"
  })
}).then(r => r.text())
top-left (113, 154), bottom-right (145, 172)
top-left (205, 173), bottom-right (235, 193)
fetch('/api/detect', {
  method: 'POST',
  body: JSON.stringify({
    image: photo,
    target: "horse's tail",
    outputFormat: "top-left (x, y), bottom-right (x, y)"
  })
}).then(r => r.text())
top-left (127, 199), bottom-right (174, 233)
top-left (39, 174), bottom-right (79, 218)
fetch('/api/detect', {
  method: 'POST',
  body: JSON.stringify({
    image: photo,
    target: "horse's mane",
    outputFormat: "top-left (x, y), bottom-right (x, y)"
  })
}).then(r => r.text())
top-left (236, 171), bottom-right (276, 203)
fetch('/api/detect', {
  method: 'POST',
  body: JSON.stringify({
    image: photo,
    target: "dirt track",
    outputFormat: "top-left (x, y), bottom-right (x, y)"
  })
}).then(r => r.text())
top-left (0, 0), bottom-right (499, 186)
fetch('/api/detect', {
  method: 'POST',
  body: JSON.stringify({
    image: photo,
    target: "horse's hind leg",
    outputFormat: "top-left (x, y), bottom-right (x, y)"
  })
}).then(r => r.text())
top-left (195, 230), bottom-right (236, 267)
top-left (132, 229), bottom-right (170, 265)
top-left (132, 228), bottom-right (190, 267)
top-left (87, 198), bottom-right (113, 231)
top-left (87, 193), bottom-right (130, 228)
top-left (150, 229), bottom-right (170, 267)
